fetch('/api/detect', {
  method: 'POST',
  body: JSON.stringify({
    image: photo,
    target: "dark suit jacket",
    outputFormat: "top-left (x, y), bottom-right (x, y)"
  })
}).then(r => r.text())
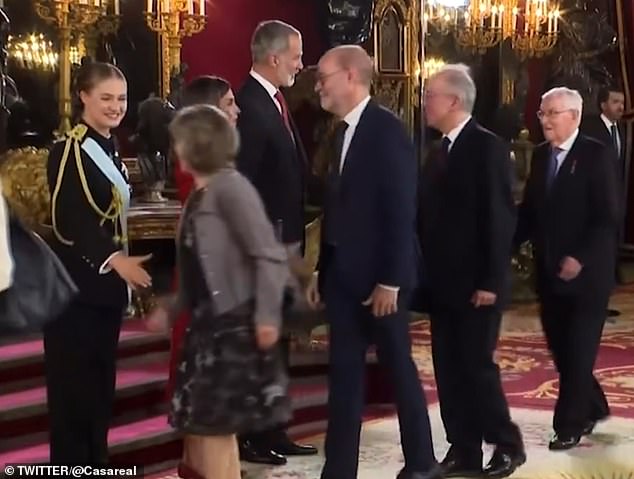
top-left (235, 75), bottom-right (308, 245)
top-left (580, 114), bottom-right (627, 220)
top-left (418, 119), bottom-right (516, 309)
top-left (515, 133), bottom-right (619, 299)
top-left (317, 101), bottom-right (419, 300)
top-left (46, 123), bottom-right (128, 309)
top-left (580, 115), bottom-right (625, 163)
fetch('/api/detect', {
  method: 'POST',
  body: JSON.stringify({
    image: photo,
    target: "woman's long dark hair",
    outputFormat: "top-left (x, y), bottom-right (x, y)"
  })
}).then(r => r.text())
top-left (70, 59), bottom-right (126, 125)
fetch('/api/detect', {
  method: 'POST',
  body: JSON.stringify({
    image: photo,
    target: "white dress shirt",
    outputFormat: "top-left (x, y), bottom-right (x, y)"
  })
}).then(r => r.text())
top-left (339, 95), bottom-right (372, 172)
top-left (337, 95), bottom-right (397, 293)
top-left (0, 182), bottom-right (14, 292)
top-left (552, 129), bottom-right (579, 175)
top-left (443, 115), bottom-right (472, 151)
top-left (249, 69), bottom-right (282, 113)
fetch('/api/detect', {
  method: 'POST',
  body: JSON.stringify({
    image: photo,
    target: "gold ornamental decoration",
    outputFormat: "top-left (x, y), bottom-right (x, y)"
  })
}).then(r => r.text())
top-left (144, 0), bottom-right (207, 99)
top-left (34, 0), bottom-right (120, 136)
top-left (425, 0), bottom-right (561, 58)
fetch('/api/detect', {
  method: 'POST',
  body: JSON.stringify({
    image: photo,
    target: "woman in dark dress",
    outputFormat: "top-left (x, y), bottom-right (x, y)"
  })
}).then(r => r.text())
top-left (44, 61), bottom-right (152, 465)
top-left (147, 104), bottom-right (290, 479)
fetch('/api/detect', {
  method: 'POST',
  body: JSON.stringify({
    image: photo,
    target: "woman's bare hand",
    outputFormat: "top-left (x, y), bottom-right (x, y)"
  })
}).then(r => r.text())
top-left (109, 253), bottom-right (152, 289)
top-left (145, 306), bottom-right (169, 333)
top-left (256, 324), bottom-right (280, 350)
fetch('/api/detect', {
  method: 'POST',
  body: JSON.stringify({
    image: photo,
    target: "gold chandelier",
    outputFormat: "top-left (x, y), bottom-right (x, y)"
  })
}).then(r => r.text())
top-left (34, 0), bottom-right (120, 135)
top-left (510, 0), bottom-right (560, 58)
top-left (425, 0), bottom-right (561, 58)
top-left (144, 0), bottom-right (207, 99)
top-left (7, 33), bottom-right (59, 72)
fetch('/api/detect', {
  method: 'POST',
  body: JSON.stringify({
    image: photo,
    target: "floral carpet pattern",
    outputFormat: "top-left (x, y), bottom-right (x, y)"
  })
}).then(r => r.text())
top-left (411, 286), bottom-right (634, 418)
top-left (239, 405), bottom-right (634, 478)
top-left (162, 287), bottom-right (634, 478)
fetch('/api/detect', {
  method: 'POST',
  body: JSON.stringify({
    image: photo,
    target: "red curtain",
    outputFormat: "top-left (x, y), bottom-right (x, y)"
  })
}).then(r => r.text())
top-left (615, 0), bottom-right (634, 243)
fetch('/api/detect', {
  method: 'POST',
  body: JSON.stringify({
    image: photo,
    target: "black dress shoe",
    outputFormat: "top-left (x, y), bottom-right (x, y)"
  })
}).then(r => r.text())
top-left (396, 463), bottom-right (444, 479)
top-left (548, 434), bottom-right (580, 451)
top-left (440, 454), bottom-right (482, 477)
top-left (239, 442), bottom-right (287, 465)
top-left (272, 438), bottom-right (318, 456)
top-left (483, 449), bottom-right (526, 478)
top-left (582, 420), bottom-right (597, 436)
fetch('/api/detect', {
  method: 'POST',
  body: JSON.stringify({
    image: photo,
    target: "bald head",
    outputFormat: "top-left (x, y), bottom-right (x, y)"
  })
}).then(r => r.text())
top-left (316, 45), bottom-right (374, 118)
top-left (324, 45), bottom-right (374, 88)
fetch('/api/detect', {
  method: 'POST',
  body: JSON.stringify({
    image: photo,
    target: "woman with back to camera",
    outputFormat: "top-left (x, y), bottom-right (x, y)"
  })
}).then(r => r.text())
top-left (44, 61), bottom-right (152, 465)
top-left (168, 75), bottom-right (240, 398)
top-left (147, 104), bottom-right (290, 479)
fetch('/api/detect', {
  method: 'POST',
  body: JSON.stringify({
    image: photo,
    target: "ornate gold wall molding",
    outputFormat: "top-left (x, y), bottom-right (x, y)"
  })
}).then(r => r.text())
top-left (372, 0), bottom-right (421, 136)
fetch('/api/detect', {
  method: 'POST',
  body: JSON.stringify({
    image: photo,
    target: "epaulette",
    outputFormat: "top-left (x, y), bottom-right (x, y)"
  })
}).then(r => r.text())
top-left (67, 123), bottom-right (88, 142)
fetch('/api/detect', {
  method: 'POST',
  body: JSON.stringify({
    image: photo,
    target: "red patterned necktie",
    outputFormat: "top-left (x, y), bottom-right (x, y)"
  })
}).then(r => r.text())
top-left (274, 90), bottom-right (294, 139)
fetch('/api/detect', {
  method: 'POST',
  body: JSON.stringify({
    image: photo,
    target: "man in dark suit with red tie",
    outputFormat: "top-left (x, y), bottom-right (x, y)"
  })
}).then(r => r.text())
top-left (234, 19), bottom-right (318, 465)
top-left (516, 87), bottom-right (618, 450)
top-left (580, 86), bottom-right (626, 316)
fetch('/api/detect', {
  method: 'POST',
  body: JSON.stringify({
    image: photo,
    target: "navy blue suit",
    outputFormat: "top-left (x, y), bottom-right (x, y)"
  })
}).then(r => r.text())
top-left (318, 100), bottom-right (436, 479)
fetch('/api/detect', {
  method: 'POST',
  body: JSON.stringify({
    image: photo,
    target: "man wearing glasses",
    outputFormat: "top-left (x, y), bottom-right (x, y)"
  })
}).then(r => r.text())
top-left (419, 64), bottom-right (525, 479)
top-left (515, 87), bottom-right (618, 450)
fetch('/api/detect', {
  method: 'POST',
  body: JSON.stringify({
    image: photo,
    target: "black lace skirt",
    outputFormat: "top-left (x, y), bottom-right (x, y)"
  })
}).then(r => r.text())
top-left (168, 302), bottom-right (292, 436)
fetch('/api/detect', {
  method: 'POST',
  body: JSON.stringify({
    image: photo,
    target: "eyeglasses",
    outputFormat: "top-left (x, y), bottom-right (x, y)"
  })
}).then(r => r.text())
top-left (316, 69), bottom-right (345, 84)
top-left (423, 90), bottom-right (456, 100)
top-left (536, 109), bottom-right (575, 119)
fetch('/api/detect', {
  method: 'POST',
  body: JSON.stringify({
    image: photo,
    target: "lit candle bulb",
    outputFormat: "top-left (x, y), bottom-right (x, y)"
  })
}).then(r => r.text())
top-left (147, 0), bottom-right (152, 13)
top-left (114, 0), bottom-right (119, 15)
top-left (199, 0), bottom-right (205, 15)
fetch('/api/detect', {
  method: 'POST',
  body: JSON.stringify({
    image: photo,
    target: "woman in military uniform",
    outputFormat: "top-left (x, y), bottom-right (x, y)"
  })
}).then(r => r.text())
top-left (44, 61), bottom-right (152, 465)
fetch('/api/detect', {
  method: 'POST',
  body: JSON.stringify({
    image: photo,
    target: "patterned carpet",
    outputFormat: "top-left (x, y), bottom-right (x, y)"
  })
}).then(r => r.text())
top-left (160, 287), bottom-right (634, 478)
top-left (238, 287), bottom-right (634, 478)
top-left (412, 287), bottom-right (634, 418)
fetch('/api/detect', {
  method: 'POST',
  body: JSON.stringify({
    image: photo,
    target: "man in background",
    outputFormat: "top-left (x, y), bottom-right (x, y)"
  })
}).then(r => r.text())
top-left (580, 85), bottom-right (626, 317)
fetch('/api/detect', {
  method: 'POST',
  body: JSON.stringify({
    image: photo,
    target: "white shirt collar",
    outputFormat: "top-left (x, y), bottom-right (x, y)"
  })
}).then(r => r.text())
top-left (445, 115), bottom-right (472, 145)
top-left (600, 113), bottom-right (617, 130)
top-left (342, 96), bottom-right (371, 128)
top-left (249, 69), bottom-right (278, 99)
top-left (555, 128), bottom-right (579, 151)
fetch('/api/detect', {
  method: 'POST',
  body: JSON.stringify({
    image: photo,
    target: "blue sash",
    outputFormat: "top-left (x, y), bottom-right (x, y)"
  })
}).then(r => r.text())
top-left (81, 137), bottom-right (131, 253)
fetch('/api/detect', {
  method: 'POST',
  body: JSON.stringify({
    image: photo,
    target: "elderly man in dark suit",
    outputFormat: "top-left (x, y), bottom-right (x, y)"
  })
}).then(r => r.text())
top-left (234, 19), bottom-right (317, 465)
top-left (306, 45), bottom-right (440, 479)
top-left (580, 85), bottom-right (626, 316)
top-left (516, 86), bottom-right (618, 450)
top-left (419, 64), bottom-right (525, 479)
